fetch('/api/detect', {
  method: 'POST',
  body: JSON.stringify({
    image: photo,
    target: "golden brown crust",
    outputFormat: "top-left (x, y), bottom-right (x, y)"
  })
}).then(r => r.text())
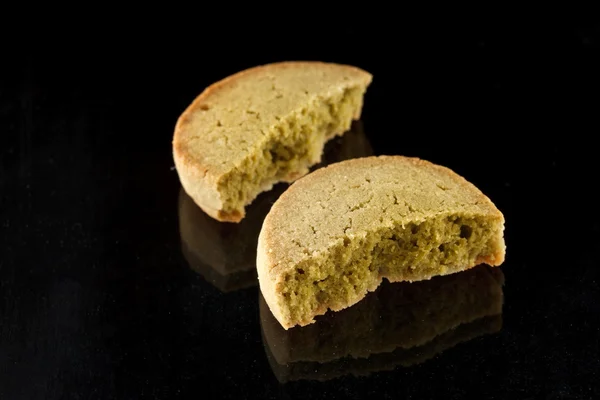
top-left (173, 140), bottom-right (229, 219)
top-left (173, 61), bottom-right (373, 223)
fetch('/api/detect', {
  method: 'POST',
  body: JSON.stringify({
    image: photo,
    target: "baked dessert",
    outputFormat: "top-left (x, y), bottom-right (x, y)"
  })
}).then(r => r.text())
top-left (261, 265), bottom-right (504, 382)
top-left (173, 61), bottom-right (373, 222)
top-left (178, 122), bottom-right (373, 292)
top-left (257, 156), bottom-right (506, 329)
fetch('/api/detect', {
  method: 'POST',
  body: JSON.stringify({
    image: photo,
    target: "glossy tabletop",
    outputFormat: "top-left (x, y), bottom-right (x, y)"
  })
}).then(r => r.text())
top-left (2, 24), bottom-right (599, 399)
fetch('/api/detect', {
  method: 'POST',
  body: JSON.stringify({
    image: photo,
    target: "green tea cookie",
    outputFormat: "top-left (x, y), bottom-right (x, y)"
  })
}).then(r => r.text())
top-left (257, 156), bottom-right (506, 329)
top-left (173, 61), bottom-right (372, 222)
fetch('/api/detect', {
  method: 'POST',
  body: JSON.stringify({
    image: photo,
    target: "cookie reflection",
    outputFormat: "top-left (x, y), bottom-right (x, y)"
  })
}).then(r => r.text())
top-left (178, 121), bottom-right (373, 292)
top-left (260, 265), bottom-right (504, 382)
top-left (178, 184), bottom-right (282, 292)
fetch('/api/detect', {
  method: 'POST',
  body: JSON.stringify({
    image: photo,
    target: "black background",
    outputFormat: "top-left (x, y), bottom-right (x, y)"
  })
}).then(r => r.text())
top-left (2, 19), bottom-right (600, 399)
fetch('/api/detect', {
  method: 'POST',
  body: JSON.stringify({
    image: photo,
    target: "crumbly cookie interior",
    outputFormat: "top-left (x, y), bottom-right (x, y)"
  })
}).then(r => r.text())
top-left (279, 213), bottom-right (503, 327)
top-left (217, 87), bottom-right (366, 218)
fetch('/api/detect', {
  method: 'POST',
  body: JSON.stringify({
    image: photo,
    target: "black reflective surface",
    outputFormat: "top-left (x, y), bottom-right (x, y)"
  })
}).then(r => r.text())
top-left (2, 24), bottom-right (600, 399)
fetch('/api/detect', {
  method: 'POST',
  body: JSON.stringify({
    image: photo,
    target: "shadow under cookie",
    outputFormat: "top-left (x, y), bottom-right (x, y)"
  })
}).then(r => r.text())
top-left (178, 121), bottom-right (373, 293)
top-left (260, 264), bottom-right (505, 382)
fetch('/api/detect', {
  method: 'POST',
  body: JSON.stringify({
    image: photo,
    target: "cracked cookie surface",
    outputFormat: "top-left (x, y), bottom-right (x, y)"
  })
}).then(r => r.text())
top-left (173, 61), bottom-right (372, 222)
top-left (257, 156), bottom-right (506, 329)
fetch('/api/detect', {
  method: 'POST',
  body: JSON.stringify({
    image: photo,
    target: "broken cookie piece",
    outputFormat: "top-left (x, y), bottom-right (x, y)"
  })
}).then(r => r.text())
top-left (173, 61), bottom-right (372, 222)
top-left (257, 156), bottom-right (506, 329)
